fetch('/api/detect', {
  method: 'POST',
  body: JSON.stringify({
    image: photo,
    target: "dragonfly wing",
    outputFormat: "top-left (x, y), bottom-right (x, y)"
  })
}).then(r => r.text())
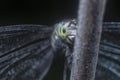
top-left (0, 25), bottom-right (54, 80)
top-left (96, 26), bottom-right (120, 80)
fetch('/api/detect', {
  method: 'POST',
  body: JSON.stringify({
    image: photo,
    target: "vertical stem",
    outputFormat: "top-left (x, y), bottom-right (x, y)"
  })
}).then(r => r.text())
top-left (70, 0), bottom-right (106, 80)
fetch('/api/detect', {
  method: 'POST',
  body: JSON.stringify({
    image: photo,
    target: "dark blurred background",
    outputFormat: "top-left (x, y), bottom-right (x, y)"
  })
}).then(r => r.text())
top-left (0, 0), bottom-right (120, 25)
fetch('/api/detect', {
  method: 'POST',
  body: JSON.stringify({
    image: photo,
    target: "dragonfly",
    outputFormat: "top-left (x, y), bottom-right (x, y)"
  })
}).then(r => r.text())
top-left (0, 20), bottom-right (120, 80)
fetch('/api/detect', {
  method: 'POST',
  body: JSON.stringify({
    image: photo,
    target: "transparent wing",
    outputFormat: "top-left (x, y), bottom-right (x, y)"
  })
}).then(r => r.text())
top-left (0, 25), bottom-right (54, 80)
top-left (96, 23), bottom-right (120, 80)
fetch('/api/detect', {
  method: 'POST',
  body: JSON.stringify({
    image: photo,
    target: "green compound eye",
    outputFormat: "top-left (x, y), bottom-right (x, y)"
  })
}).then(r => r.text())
top-left (60, 27), bottom-right (67, 39)
top-left (62, 28), bottom-right (66, 34)
top-left (56, 22), bottom-right (68, 40)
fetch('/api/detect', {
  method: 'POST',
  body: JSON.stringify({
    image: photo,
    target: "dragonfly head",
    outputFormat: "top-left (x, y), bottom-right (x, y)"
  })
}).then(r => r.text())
top-left (51, 19), bottom-right (77, 51)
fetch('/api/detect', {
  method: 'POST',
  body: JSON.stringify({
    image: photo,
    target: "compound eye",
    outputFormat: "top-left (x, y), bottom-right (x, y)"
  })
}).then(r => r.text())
top-left (63, 28), bottom-right (66, 34)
